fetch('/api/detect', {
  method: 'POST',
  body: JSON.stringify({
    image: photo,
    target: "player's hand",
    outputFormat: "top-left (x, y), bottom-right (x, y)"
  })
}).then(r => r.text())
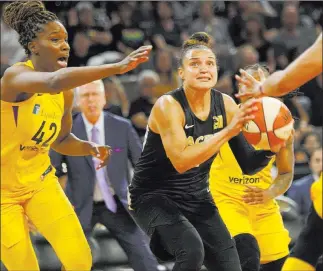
top-left (117, 45), bottom-right (153, 74)
top-left (227, 98), bottom-right (259, 137)
top-left (242, 186), bottom-right (274, 205)
top-left (235, 68), bottom-right (266, 100)
top-left (90, 144), bottom-right (112, 169)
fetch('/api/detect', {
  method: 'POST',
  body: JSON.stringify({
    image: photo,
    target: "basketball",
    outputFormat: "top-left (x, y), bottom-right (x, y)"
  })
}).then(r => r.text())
top-left (242, 97), bottom-right (294, 150)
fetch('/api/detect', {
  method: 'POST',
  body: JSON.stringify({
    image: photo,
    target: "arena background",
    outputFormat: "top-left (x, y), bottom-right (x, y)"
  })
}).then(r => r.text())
top-left (1, 1), bottom-right (322, 270)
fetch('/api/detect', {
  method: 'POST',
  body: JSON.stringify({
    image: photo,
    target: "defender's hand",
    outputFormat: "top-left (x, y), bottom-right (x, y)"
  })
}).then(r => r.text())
top-left (242, 186), bottom-right (274, 205)
top-left (235, 68), bottom-right (266, 100)
top-left (117, 45), bottom-right (153, 74)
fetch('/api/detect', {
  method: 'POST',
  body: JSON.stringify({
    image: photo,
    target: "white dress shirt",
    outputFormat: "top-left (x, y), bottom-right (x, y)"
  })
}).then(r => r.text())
top-left (82, 113), bottom-right (115, 202)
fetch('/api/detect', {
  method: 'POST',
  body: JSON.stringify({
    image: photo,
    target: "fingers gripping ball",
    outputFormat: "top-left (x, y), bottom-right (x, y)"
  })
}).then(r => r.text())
top-left (242, 97), bottom-right (293, 150)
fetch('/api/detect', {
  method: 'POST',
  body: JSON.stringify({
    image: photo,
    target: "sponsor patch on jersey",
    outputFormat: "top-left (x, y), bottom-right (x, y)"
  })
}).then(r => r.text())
top-left (229, 176), bottom-right (260, 184)
top-left (32, 104), bottom-right (41, 115)
top-left (213, 115), bottom-right (223, 129)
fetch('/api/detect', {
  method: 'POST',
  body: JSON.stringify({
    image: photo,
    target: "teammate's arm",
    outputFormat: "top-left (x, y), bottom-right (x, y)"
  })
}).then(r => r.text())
top-left (51, 90), bottom-right (110, 169)
top-left (150, 95), bottom-right (256, 173)
top-left (1, 46), bottom-right (152, 97)
top-left (223, 94), bottom-right (275, 175)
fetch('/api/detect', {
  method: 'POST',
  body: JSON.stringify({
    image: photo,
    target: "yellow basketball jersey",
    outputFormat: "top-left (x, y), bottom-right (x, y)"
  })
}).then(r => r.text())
top-left (209, 142), bottom-right (275, 200)
top-left (1, 60), bottom-right (64, 192)
top-left (311, 173), bottom-right (322, 218)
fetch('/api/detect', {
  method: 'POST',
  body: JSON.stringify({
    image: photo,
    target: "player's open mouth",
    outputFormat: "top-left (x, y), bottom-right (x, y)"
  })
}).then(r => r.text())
top-left (57, 57), bottom-right (68, 68)
top-left (197, 77), bottom-right (211, 81)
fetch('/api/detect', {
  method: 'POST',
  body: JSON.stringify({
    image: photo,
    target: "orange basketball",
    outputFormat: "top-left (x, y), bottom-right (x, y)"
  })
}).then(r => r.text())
top-left (242, 97), bottom-right (294, 150)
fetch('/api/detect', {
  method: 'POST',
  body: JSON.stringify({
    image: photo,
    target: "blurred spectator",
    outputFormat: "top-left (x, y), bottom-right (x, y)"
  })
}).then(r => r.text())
top-left (103, 76), bottom-right (129, 117)
top-left (50, 80), bottom-right (160, 271)
top-left (189, 1), bottom-right (236, 72)
top-left (153, 49), bottom-right (180, 97)
top-left (67, 2), bottom-right (112, 67)
top-left (0, 3), bottom-right (25, 76)
top-left (128, 70), bottom-right (159, 139)
top-left (171, 1), bottom-right (200, 30)
top-left (228, 1), bottom-right (267, 47)
top-left (216, 44), bottom-right (259, 100)
top-left (299, 132), bottom-right (322, 159)
top-left (240, 14), bottom-right (276, 72)
top-left (301, 74), bottom-right (323, 127)
top-left (272, 4), bottom-right (317, 64)
top-left (288, 148), bottom-right (322, 217)
top-left (133, 1), bottom-right (155, 38)
top-left (151, 2), bottom-right (184, 53)
top-left (110, 2), bottom-right (147, 55)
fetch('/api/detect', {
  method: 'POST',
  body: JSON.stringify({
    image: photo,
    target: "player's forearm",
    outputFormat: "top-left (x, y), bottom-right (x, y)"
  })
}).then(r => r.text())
top-left (229, 133), bottom-right (274, 175)
top-left (48, 63), bottom-right (121, 92)
top-left (268, 172), bottom-right (293, 198)
top-left (263, 34), bottom-right (322, 97)
top-left (174, 128), bottom-right (232, 173)
top-left (51, 133), bottom-right (93, 156)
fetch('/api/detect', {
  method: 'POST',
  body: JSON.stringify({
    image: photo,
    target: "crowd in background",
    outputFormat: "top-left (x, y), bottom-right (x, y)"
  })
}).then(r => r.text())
top-left (1, 1), bottom-right (322, 268)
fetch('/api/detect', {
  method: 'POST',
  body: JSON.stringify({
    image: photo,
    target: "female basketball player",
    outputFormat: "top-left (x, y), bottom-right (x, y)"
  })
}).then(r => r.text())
top-left (209, 64), bottom-right (295, 271)
top-left (1, 1), bottom-right (151, 271)
top-left (128, 32), bottom-right (281, 271)
top-left (235, 33), bottom-right (322, 98)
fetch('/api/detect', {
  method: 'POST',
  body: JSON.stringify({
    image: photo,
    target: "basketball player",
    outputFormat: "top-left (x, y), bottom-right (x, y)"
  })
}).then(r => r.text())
top-left (128, 32), bottom-right (281, 271)
top-left (235, 33), bottom-right (322, 99)
top-left (209, 64), bottom-right (295, 271)
top-left (1, 1), bottom-right (151, 271)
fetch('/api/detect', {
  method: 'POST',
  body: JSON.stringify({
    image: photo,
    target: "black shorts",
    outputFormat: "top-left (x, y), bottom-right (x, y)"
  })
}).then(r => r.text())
top-left (290, 205), bottom-right (323, 266)
top-left (130, 192), bottom-right (236, 262)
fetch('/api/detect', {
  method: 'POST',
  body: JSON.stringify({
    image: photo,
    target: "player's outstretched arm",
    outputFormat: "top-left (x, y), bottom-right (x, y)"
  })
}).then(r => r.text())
top-left (224, 94), bottom-right (275, 175)
top-left (236, 33), bottom-right (322, 99)
top-left (262, 33), bottom-right (322, 97)
top-left (151, 95), bottom-right (258, 173)
top-left (1, 45), bottom-right (152, 96)
top-left (51, 90), bottom-right (110, 169)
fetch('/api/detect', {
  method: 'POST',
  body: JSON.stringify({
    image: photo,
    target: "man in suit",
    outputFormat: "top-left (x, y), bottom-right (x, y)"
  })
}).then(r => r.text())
top-left (288, 147), bottom-right (322, 218)
top-left (50, 79), bottom-right (160, 271)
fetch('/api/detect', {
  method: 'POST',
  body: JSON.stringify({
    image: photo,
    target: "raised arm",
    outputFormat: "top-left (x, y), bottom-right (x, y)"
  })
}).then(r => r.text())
top-left (262, 33), bottom-right (322, 97)
top-left (223, 94), bottom-right (275, 175)
top-left (150, 95), bottom-right (258, 173)
top-left (235, 33), bottom-right (322, 99)
top-left (1, 46), bottom-right (152, 97)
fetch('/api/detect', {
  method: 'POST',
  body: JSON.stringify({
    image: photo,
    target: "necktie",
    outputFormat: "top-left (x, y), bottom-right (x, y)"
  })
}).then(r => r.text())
top-left (91, 126), bottom-right (117, 213)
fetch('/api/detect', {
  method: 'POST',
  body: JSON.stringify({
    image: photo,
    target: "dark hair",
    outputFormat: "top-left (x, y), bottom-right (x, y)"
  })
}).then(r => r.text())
top-left (179, 32), bottom-right (213, 66)
top-left (3, 1), bottom-right (58, 56)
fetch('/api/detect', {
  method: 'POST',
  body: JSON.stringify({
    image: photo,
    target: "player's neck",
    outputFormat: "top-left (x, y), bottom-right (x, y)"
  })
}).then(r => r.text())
top-left (183, 86), bottom-right (211, 112)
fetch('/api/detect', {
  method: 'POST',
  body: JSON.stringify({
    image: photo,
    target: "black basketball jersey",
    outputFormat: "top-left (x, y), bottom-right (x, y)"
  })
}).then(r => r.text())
top-left (129, 87), bottom-right (227, 204)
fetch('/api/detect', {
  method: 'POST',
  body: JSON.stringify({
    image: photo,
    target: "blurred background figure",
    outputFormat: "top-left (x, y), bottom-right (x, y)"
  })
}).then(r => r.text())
top-left (128, 70), bottom-right (160, 140)
top-left (50, 80), bottom-right (160, 271)
top-left (103, 76), bottom-right (129, 118)
top-left (288, 148), bottom-right (322, 218)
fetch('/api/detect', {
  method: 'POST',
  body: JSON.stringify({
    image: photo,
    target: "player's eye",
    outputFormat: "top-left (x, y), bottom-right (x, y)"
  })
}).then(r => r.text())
top-left (51, 38), bottom-right (59, 43)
